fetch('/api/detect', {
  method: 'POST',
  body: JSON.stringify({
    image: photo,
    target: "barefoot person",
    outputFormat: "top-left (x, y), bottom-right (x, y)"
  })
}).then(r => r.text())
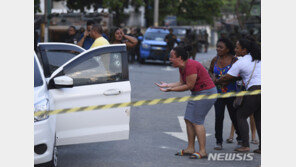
top-left (155, 46), bottom-right (217, 159)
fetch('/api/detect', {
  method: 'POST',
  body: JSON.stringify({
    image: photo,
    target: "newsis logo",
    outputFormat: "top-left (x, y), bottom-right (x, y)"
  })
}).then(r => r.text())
top-left (208, 153), bottom-right (254, 161)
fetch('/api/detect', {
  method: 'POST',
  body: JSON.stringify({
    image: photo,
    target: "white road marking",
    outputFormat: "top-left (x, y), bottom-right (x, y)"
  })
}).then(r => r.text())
top-left (161, 66), bottom-right (176, 71)
top-left (164, 116), bottom-right (212, 142)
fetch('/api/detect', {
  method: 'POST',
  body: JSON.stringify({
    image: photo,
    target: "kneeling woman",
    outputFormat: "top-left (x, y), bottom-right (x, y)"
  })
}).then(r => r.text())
top-left (155, 46), bottom-right (217, 159)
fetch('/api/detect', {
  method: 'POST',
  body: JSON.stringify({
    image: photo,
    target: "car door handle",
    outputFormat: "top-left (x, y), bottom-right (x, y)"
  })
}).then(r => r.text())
top-left (103, 89), bottom-right (121, 96)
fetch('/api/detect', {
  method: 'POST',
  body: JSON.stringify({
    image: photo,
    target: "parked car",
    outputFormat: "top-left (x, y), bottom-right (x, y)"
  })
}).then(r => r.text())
top-left (139, 27), bottom-right (170, 64)
top-left (34, 43), bottom-right (131, 166)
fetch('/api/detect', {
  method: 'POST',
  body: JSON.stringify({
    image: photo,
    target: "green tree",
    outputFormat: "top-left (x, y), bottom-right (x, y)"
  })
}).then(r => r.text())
top-left (34, 0), bottom-right (41, 13)
top-left (102, 0), bottom-right (143, 26)
top-left (62, 0), bottom-right (143, 26)
top-left (143, 0), bottom-right (222, 26)
top-left (177, 0), bottom-right (223, 25)
top-left (221, 0), bottom-right (259, 29)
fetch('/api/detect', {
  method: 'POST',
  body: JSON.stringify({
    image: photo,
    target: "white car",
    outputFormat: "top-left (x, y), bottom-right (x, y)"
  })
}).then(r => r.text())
top-left (34, 43), bottom-right (131, 166)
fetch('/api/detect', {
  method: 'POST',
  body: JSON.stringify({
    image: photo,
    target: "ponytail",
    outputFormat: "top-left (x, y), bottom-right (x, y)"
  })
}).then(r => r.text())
top-left (238, 38), bottom-right (261, 61)
top-left (172, 46), bottom-right (190, 61)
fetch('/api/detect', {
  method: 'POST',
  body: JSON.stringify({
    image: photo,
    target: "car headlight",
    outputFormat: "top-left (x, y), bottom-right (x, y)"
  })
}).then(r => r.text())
top-left (34, 99), bottom-right (49, 122)
top-left (142, 43), bottom-right (150, 49)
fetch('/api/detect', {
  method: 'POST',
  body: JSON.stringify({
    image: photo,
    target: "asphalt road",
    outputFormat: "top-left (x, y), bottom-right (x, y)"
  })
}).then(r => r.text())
top-left (57, 49), bottom-right (261, 167)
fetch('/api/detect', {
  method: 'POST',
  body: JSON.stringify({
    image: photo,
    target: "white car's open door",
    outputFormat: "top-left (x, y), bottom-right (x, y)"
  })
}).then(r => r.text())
top-left (44, 44), bottom-right (131, 146)
top-left (37, 43), bottom-right (85, 78)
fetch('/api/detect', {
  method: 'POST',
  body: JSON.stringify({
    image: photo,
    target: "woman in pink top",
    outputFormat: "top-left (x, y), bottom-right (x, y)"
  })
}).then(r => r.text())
top-left (155, 46), bottom-right (217, 159)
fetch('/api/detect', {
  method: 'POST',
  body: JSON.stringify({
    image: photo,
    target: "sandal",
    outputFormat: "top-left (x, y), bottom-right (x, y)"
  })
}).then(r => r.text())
top-left (214, 143), bottom-right (223, 150)
top-left (251, 139), bottom-right (259, 145)
top-left (189, 152), bottom-right (208, 159)
top-left (253, 148), bottom-right (261, 154)
top-left (226, 138), bottom-right (234, 143)
top-left (175, 149), bottom-right (193, 156)
top-left (234, 147), bottom-right (250, 152)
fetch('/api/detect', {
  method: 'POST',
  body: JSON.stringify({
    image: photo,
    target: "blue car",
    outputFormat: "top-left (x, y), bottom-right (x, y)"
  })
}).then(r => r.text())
top-left (139, 27), bottom-right (170, 64)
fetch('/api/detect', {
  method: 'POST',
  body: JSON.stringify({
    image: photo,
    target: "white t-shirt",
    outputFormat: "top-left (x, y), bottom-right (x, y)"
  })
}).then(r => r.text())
top-left (228, 54), bottom-right (261, 90)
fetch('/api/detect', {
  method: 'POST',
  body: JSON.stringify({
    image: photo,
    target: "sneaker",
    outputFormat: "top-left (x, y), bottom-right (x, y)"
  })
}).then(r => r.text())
top-left (214, 143), bottom-right (223, 150)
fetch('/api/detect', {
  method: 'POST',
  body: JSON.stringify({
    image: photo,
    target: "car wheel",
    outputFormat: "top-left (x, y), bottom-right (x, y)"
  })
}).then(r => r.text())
top-left (35, 145), bottom-right (57, 167)
top-left (44, 146), bottom-right (57, 167)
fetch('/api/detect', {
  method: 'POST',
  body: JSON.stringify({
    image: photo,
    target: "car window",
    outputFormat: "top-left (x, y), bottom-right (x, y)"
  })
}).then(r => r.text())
top-left (63, 52), bottom-right (127, 86)
top-left (144, 32), bottom-right (168, 41)
top-left (41, 50), bottom-right (80, 78)
top-left (34, 58), bottom-right (43, 87)
top-left (173, 29), bottom-right (186, 36)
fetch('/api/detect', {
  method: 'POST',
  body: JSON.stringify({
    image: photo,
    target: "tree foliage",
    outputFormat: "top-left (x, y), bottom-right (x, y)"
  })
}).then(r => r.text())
top-left (221, 0), bottom-right (259, 29)
top-left (177, 0), bottom-right (223, 25)
top-left (50, 0), bottom-right (225, 26)
top-left (34, 0), bottom-right (41, 14)
top-left (61, 0), bottom-right (143, 26)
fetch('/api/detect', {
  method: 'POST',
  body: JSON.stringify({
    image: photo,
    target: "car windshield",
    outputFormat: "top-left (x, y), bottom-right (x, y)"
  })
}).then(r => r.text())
top-left (173, 29), bottom-right (186, 36)
top-left (144, 32), bottom-right (168, 41)
top-left (34, 58), bottom-right (43, 87)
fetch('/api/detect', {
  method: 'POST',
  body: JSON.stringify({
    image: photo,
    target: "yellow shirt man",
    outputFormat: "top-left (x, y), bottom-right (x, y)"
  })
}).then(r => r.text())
top-left (90, 37), bottom-right (110, 48)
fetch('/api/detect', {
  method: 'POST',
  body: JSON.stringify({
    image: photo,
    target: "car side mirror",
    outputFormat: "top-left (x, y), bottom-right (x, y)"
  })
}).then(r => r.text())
top-left (138, 36), bottom-right (143, 41)
top-left (53, 76), bottom-right (73, 88)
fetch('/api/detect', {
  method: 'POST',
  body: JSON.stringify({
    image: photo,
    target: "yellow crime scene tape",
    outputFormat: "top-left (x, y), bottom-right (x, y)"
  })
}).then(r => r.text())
top-left (34, 90), bottom-right (261, 117)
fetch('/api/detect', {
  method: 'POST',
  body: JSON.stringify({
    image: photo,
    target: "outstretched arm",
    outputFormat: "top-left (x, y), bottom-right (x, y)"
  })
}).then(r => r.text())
top-left (155, 74), bottom-right (196, 92)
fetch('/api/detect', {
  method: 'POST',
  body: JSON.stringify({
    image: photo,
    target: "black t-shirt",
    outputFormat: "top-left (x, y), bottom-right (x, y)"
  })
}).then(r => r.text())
top-left (165, 33), bottom-right (177, 49)
top-left (65, 33), bottom-right (80, 44)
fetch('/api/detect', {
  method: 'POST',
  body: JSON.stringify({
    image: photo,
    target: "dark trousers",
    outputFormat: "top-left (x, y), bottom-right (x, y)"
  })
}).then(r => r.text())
top-left (236, 85), bottom-right (261, 149)
top-left (214, 97), bottom-right (241, 144)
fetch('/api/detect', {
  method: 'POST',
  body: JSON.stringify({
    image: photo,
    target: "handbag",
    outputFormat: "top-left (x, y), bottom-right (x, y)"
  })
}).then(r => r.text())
top-left (233, 61), bottom-right (257, 109)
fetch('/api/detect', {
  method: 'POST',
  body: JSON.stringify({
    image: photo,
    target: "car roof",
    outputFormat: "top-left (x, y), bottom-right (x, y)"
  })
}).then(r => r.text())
top-left (146, 27), bottom-right (169, 33)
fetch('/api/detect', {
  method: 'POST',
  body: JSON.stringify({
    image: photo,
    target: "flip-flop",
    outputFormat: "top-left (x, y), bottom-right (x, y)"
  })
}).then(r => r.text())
top-left (253, 149), bottom-right (261, 154)
top-left (226, 138), bottom-right (234, 143)
top-left (251, 140), bottom-right (259, 145)
top-left (234, 147), bottom-right (250, 152)
top-left (175, 150), bottom-right (193, 156)
top-left (189, 152), bottom-right (208, 159)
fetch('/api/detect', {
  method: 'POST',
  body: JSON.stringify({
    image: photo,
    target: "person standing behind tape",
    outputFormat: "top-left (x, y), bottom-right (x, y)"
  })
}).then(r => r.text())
top-left (215, 38), bottom-right (261, 154)
top-left (208, 38), bottom-right (242, 150)
top-left (164, 28), bottom-right (178, 64)
top-left (65, 26), bottom-right (80, 44)
top-left (90, 24), bottom-right (110, 49)
top-left (77, 20), bottom-right (95, 49)
top-left (155, 46), bottom-right (217, 159)
top-left (109, 27), bottom-right (138, 48)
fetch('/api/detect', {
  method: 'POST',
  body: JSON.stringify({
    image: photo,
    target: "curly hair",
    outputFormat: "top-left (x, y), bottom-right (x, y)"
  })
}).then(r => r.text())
top-left (238, 38), bottom-right (261, 61)
top-left (217, 38), bottom-right (235, 55)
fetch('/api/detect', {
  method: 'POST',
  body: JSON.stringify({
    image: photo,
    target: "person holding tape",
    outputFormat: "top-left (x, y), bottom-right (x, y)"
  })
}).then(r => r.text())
top-left (208, 38), bottom-right (242, 150)
top-left (215, 38), bottom-right (261, 154)
top-left (155, 46), bottom-right (217, 159)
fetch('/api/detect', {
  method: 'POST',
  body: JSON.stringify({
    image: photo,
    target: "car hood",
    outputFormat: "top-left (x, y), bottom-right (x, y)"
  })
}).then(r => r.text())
top-left (142, 40), bottom-right (167, 46)
top-left (34, 85), bottom-right (48, 105)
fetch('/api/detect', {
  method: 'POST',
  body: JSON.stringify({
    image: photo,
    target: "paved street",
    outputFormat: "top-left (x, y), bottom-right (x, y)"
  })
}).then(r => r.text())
top-left (57, 48), bottom-right (261, 167)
